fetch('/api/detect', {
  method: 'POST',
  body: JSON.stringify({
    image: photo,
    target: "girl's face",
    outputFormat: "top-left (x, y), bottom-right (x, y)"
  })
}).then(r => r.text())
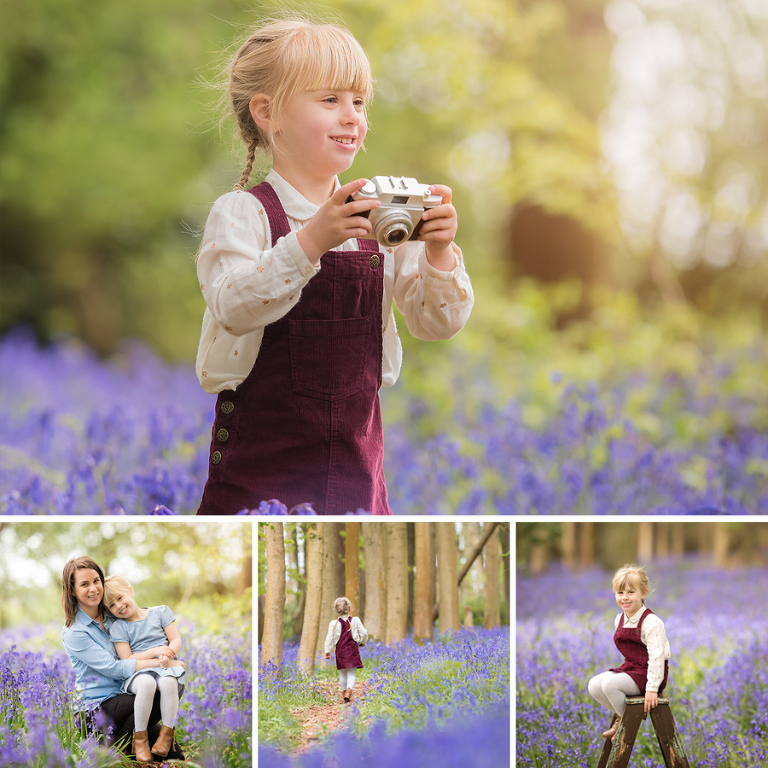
top-left (107, 589), bottom-right (140, 620)
top-left (270, 88), bottom-right (367, 194)
top-left (615, 583), bottom-right (646, 615)
top-left (73, 568), bottom-right (103, 611)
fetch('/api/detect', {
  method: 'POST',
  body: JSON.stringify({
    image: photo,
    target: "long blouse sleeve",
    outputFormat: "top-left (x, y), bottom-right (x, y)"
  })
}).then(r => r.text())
top-left (324, 619), bottom-right (339, 655)
top-left (642, 615), bottom-right (670, 692)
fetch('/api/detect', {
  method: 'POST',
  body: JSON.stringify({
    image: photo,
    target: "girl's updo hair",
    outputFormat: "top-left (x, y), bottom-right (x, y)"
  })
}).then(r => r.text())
top-left (334, 596), bottom-right (352, 616)
top-left (103, 575), bottom-right (134, 607)
top-left (612, 564), bottom-right (651, 596)
top-left (227, 17), bottom-right (373, 190)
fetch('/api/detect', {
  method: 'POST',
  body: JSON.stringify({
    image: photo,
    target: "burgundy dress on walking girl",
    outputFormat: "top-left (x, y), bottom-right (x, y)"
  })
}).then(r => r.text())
top-left (609, 607), bottom-right (669, 693)
top-left (197, 182), bottom-right (392, 516)
top-left (334, 617), bottom-right (363, 670)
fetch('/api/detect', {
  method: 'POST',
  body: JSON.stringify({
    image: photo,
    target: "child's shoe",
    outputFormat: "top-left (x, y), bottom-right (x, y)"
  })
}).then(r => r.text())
top-left (601, 716), bottom-right (620, 739)
top-left (151, 724), bottom-right (176, 758)
top-left (132, 730), bottom-right (153, 763)
top-left (345, 687), bottom-right (353, 703)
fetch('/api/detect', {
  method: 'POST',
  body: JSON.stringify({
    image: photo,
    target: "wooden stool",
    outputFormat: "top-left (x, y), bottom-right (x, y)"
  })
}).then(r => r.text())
top-left (596, 697), bottom-right (690, 768)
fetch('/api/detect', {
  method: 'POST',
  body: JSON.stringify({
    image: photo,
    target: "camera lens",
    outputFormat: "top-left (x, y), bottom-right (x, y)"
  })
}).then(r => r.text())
top-left (374, 213), bottom-right (413, 247)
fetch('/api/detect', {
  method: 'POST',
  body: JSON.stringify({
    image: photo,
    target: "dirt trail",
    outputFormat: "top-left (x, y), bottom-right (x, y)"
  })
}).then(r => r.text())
top-left (291, 678), bottom-right (370, 753)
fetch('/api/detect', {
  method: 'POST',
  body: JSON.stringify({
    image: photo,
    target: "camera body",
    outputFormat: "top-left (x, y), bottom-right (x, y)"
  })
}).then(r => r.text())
top-left (349, 176), bottom-right (442, 247)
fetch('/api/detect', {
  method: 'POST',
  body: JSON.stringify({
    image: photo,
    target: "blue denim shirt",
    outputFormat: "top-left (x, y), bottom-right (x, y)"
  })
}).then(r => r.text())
top-left (62, 606), bottom-right (137, 704)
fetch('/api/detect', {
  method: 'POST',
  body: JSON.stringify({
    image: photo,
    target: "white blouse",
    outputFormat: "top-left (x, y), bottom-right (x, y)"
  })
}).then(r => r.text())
top-left (195, 170), bottom-right (474, 394)
top-left (324, 616), bottom-right (368, 654)
top-left (614, 605), bottom-right (671, 693)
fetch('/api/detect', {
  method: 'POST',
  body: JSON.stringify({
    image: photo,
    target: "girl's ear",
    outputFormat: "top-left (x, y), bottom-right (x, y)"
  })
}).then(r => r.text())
top-left (249, 94), bottom-right (273, 133)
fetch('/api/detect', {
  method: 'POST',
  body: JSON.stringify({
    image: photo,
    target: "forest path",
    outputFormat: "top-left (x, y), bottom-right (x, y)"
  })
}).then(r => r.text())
top-left (291, 677), bottom-right (371, 753)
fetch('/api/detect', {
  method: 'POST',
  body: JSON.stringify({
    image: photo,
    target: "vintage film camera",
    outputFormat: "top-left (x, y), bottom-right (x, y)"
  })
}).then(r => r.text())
top-left (348, 176), bottom-right (442, 247)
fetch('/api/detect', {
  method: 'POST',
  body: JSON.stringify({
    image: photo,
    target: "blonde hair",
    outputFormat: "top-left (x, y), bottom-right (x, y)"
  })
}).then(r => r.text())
top-left (226, 17), bottom-right (373, 190)
top-left (334, 596), bottom-right (352, 616)
top-left (103, 575), bottom-right (134, 607)
top-left (612, 564), bottom-right (651, 596)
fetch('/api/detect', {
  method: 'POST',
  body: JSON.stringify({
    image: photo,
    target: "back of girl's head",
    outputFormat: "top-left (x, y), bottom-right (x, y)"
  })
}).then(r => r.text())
top-left (61, 556), bottom-right (105, 627)
top-left (103, 575), bottom-right (134, 607)
top-left (227, 16), bottom-right (373, 190)
top-left (334, 596), bottom-right (351, 616)
top-left (612, 564), bottom-right (651, 595)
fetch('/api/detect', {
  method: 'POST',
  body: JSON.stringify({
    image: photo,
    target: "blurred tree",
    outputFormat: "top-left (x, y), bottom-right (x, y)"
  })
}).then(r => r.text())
top-left (260, 521), bottom-right (284, 669)
top-left (297, 522), bottom-right (323, 673)
top-left (437, 523), bottom-right (460, 634)
top-left (483, 523), bottom-right (501, 629)
top-left (413, 522), bottom-right (434, 642)
top-left (385, 523), bottom-right (408, 644)
top-left (345, 523), bottom-right (361, 620)
top-left (314, 524), bottom-right (338, 668)
top-left (363, 523), bottom-right (387, 640)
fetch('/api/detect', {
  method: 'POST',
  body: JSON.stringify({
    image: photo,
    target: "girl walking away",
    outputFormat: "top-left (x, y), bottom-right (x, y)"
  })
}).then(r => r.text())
top-left (195, 17), bottom-right (474, 515)
top-left (324, 597), bottom-right (367, 703)
top-left (587, 565), bottom-right (670, 740)
top-left (104, 576), bottom-right (186, 763)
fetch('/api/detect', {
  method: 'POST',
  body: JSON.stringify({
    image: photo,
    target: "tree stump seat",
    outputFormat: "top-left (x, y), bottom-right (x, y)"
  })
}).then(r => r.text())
top-left (596, 697), bottom-right (690, 768)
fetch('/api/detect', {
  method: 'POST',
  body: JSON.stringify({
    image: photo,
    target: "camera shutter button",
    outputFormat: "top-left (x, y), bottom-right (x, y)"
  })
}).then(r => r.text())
top-left (361, 180), bottom-right (377, 195)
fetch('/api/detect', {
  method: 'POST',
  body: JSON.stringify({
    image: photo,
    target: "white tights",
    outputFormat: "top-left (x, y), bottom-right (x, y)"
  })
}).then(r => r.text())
top-left (587, 671), bottom-right (641, 717)
top-left (338, 668), bottom-right (357, 690)
top-left (128, 673), bottom-right (180, 731)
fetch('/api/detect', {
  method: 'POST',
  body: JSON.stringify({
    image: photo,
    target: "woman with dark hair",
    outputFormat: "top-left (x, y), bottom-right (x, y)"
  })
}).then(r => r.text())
top-left (61, 556), bottom-right (185, 762)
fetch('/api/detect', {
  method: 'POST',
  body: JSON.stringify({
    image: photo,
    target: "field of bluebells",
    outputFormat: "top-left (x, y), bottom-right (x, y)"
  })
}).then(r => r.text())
top-left (0, 618), bottom-right (252, 767)
top-left (517, 561), bottom-right (768, 768)
top-left (1, 296), bottom-right (767, 514)
top-left (258, 627), bottom-right (510, 768)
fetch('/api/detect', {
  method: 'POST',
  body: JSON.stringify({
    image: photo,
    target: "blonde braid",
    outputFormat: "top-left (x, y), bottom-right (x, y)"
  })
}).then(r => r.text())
top-left (234, 137), bottom-right (259, 191)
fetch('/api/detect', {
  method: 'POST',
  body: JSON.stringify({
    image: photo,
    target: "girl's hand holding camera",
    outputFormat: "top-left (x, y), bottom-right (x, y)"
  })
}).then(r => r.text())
top-left (297, 179), bottom-right (381, 264)
top-left (419, 184), bottom-right (458, 272)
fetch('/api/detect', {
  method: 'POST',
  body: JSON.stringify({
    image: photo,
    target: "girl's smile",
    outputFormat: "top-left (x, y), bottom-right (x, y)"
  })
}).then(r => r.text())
top-left (263, 88), bottom-right (368, 204)
top-left (615, 586), bottom-right (645, 617)
top-left (107, 591), bottom-right (141, 621)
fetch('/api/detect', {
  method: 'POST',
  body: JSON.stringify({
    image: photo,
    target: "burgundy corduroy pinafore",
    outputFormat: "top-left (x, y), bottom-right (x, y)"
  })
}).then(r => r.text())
top-left (197, 182), bottom-right (392, 515)
top-left (334, 617), bottom-right (363, 670)
top-left (609, 607), bottom-right (669, 694)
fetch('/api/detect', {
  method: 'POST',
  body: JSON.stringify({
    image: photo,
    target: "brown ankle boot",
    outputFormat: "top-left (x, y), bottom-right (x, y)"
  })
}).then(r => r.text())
top-left (151, 724), bottom-right (176, 758)
top-left (340, 690), bottom-right (347, 703)
top-left (601, 715), bottom-right (620, 739)
top-left (132, 729), bottom-right (153, 763)
top-left (346, 687), bottom-right (353, 703)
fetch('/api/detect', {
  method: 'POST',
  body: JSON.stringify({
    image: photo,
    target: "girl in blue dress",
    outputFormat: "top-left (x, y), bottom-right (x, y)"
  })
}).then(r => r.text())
top-left (104, 575), bottom-right (185, 763)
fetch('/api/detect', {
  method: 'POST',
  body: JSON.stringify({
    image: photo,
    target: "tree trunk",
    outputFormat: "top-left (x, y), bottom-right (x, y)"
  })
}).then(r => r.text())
top-left (386, 523), bottom-right (409, 645)
top-left (315, 525), bottom-right (339, 666)
top-left (363, 524), bottom-right (387, 640)
top-left (260, 523), bottom-right (285, 669)
top-left (483, 524), bottom-right (501, 629)
top-left (345, 523), bottom-right (361, 617)
top-left (562, 523), bottom-right (577, 569)
top-left (298, 523), bottom-right (323, 672)
top-left (413, 522), bottom-right (434, 642)
top-left (579, 521), bottom-right (595, 568)
top-left (713, 524), bottom-right (730, 568)
top-left (636, 521), bottom-right (654, 562)
top-left (437, 523), bottom-right (460, 635)
top-left (334, 523), bottom-right (346, 597)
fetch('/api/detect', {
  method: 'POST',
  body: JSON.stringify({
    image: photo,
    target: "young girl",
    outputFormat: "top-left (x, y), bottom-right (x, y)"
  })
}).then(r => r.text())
top-left (587, 565), bottom-right (670, 739)
top-left (324, 597), bottom-right (368, 703)
top-left (195, 17), bottom-right (474, 515)
top-left (104, 576), bottom-right (185, 763)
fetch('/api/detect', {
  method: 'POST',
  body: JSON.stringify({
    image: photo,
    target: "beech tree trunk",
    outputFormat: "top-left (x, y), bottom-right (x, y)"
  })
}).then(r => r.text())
top-left (483, 523), bottom-right (501, 629)
top-left (345, 523), bottom-right (361, 617)
top-left (413, 522), bottom-right (434, 641)
top-left (363, 524), bottom-right (387, 640)
top-left (315, 525), bottom-right (338, 666)
top-left (437, 523), bottom-right (460, 635)
top-left (386, 523), bottom-right (409, 644)
top-left (260, 523), bottom-right (285, 669)
top-left (298, 523), bottom-right (323, 672)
